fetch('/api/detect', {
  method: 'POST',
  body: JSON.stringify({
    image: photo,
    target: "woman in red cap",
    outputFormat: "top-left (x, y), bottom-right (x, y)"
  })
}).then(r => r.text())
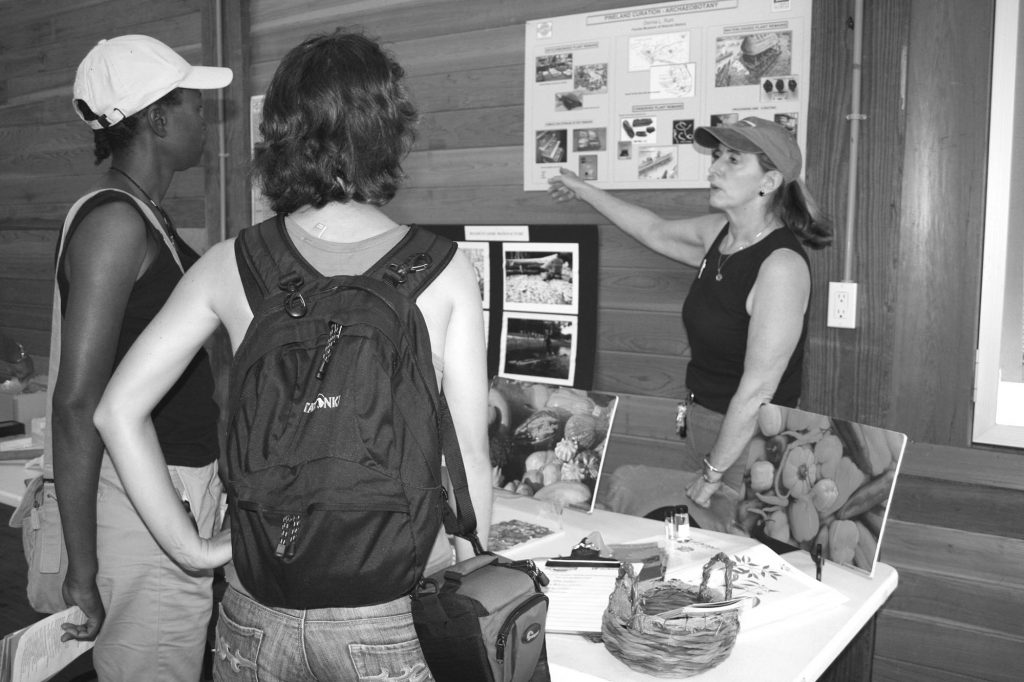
top-left (548, 116), bottom-right (831, 532)
top-left (44, 35), bottom-right (231, 680)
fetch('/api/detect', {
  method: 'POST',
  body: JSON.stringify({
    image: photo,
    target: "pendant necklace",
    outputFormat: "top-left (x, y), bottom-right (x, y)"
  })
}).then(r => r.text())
top-left (715, 225), bottom-right (774, 282)
top-left (110, 167), bottom-right (177, 246)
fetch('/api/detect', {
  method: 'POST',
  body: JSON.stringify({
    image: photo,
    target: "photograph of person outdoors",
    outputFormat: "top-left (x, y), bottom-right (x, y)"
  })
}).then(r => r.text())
top-left (94, 29), bottom-right (491, 681)
top-left (548, 117), bottom-right (832, 533)
top-left (47, 35), bottom-right (232, 680)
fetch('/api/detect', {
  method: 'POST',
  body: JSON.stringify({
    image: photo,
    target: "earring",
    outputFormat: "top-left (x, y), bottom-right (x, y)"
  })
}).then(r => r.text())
top-left (758, 189), bottom-right (766, 196)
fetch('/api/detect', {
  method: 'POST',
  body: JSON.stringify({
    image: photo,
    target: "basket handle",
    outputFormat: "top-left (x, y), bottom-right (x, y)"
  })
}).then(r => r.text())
top-left (698, 551), bottom-right (735, 602)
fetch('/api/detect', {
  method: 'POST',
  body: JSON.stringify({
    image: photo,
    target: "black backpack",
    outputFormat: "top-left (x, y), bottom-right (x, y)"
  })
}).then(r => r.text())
top-left (224, 216), bottom-right (458, 609)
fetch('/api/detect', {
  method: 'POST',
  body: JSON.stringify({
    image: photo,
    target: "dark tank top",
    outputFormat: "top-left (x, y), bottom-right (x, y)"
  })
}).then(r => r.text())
top-left (57, 191), bottom-right (219, 467)
top-left (681, 224), bottom-right (809, 414)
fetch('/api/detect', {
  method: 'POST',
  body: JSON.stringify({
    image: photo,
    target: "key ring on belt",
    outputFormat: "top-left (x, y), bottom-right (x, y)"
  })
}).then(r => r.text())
top-left (675, 392), bottom-right (694, 439)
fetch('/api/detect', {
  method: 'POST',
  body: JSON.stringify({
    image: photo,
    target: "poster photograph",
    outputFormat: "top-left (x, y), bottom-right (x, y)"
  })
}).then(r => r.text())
top-left (502, 242), bottom-right (579, 315)
top-left (457, 241), bottom-right (491, 308)
top-left (523, 0), bottom-right (812, 190)
top-left (499, 312), bottom-right (577, 386)
top-left (249, 95), bottom-right (273, 224)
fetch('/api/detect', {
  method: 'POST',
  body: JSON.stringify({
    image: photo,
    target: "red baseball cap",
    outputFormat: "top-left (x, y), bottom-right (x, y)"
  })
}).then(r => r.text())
top-left (695, 116), bottom-right (802, 181)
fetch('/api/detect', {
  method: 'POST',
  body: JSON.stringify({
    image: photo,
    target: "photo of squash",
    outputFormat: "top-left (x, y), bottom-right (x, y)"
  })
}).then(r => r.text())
top-left (488, 377), bottom-right (619, 511)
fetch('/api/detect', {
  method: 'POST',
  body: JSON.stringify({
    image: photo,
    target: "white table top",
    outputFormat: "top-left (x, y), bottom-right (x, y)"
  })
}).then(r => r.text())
top-left (492, 490), bottom-right (898, 682)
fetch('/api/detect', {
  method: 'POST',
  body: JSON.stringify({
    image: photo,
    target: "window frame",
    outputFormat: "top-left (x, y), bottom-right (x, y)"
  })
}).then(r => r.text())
top-left (974, 0), bottom-right (1024, 447)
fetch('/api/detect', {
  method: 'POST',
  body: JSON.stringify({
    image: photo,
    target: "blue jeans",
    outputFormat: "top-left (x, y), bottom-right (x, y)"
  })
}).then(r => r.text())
top-left (214, 586), bottom-right (434, 681)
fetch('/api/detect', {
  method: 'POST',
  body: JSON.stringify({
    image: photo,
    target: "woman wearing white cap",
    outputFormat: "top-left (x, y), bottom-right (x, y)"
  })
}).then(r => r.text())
top-left (548, 116), bottom-right (831, 532)
top-left (46, 35), bottom-right (231, 679)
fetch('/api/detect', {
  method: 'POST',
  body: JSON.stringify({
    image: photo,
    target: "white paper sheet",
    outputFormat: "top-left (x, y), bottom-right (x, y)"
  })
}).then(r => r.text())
top-left (2, 607), bottom-right (93, 682)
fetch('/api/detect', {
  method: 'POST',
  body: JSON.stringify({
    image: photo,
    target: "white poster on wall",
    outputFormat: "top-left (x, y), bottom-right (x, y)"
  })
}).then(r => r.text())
top-left (523, 0), bottom-right (812, 191)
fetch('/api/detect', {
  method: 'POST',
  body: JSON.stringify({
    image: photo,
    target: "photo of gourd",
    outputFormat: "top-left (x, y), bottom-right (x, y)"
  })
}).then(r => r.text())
top-left (487, 377), bottom-right (618, 512)
top-left (740, 405), bottom-right (907, 576)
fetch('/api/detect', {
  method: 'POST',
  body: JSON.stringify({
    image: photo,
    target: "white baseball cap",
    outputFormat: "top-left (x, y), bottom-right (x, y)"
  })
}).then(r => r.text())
top-left (73, 35), bottom-right (233, 131)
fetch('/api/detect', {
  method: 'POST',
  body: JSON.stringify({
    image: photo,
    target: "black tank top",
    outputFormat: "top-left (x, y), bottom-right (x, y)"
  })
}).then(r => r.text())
top-left (57, 191), bottom-right (219, 467)
top-left (681, 224), bottom-right (809, 414)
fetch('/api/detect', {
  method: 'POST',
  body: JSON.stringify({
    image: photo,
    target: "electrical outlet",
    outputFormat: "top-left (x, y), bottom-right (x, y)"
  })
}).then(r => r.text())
top-left (827, 281), bottom-right (857, 329)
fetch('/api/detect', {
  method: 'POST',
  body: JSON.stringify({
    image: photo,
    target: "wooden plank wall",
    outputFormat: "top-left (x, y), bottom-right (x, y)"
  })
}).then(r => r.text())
top-left (0, 0), bottom-right (218, 362)
top-left (1, 0), bottom-right (1022, 679)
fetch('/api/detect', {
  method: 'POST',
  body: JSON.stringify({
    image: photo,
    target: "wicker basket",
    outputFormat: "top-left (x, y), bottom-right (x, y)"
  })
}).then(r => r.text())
top-left (601, 552), bottom-right (741, 678)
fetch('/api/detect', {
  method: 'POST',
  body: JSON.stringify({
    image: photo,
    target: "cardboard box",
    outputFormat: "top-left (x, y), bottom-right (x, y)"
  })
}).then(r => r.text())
top-left (0, 391), bottom-right (48, 425)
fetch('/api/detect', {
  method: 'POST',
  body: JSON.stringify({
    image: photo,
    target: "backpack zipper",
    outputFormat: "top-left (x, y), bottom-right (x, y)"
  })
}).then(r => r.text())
top-left (495, 592), bottom-right (548, 664)
top-left (315, 321), bottom-right (343, 380)
top-left (274, 513), bottom-right (301, 559)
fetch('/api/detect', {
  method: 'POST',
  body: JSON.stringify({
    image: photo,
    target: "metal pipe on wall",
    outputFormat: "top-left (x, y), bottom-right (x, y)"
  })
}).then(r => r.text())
top-left (215, 0), bottom-right (228, 242)
top-left (843, 0), bottom-right (865, 281)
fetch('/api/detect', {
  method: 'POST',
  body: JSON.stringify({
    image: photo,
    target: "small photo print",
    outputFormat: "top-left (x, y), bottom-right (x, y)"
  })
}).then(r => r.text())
top-left (499, 312), bottom-right (577, 385)
top-left (760, 75), bottom-right (799, 102)
top-left (554, 91), bottom-right (585, 111)
top-left (578, 154), bottom-right (598, 181)
top-left (503, 242), bottom-right (578, 314)
top-left (536, 53), bottom-right (573, 82)
top-left (536, 129), bottom-right (567, 163)
top-left (715, 31), bottom-right (793, 87)
top-left (574, 63), bottom-right (608, 93)
top-left (617, 141), bottom-right (633, 160)
top-left (628, 32), bottom-right (690, 71)
top-left (710, 112), bottom-right (739, 127)
top-left (573, 128), bottom-right (606, 152)
top-left (650, 63), bottom-right (696, 99)
top-left (774, 112), bottom-right (798, 137)
top-left (621, 116), bottom-right (657, 143)
top-left (672, 119), bottom-right (695, 144)
top-left (638, 146), bottom-right (678, 180)
top-left (457, 241), bottom-right (490, 308)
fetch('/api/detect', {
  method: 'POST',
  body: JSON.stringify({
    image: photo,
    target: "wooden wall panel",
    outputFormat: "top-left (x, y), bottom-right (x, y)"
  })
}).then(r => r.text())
top-left (0, 0), bottom-right (217, 362)
top-left (802, 0), bottom-right (910, 428)
top-left (889, 0), bottom-right (993, 444)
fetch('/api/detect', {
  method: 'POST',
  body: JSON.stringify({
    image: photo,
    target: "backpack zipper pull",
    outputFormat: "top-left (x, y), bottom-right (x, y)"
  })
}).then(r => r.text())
top-left (278, 273), bottom-right (307, 318)
top-left (496, 632), bottom-right (508, 662)
top-left (315, 322), bottom-right (342, 380)
top-left (275, 514), bottom-right (301, 559)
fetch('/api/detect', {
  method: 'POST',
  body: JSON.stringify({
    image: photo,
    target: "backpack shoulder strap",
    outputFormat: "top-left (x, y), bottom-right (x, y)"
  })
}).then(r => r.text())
top-left (438, 393), bottom-right (482, 551)
top-left (234, 214), bottom-right (317, 313)
top-left (365, 225), bottom-right (457, 300)
top-left (362, 227), bottom-right (478, 547)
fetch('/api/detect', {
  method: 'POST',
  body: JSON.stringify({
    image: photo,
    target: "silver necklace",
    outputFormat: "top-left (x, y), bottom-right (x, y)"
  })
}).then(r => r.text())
top-left (110, 167), bottom-right (177, 245)
top-left (714, 225), bottom-right (773, 281)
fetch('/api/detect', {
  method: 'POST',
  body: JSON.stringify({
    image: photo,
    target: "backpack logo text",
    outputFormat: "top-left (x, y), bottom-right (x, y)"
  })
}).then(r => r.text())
top-left (304, 394), bottom-right (341, 413)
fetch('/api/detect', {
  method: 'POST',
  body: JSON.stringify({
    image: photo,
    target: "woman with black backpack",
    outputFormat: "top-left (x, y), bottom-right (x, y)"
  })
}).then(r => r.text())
top-left (95, 29), bottom-right (492, 681)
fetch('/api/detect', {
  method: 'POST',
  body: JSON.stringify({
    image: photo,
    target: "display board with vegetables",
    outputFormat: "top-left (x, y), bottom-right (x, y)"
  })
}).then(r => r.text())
top-left (487, 377), bottom-right (619, 513)
top-left (738, 404), bottom-right (907, 576)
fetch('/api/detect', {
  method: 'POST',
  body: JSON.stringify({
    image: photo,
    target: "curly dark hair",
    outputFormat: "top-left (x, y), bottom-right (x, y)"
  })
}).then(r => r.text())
top-left (252, 29), bottom-right (419, 213)
top-left (80, 89), bottom-right (184, 165)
